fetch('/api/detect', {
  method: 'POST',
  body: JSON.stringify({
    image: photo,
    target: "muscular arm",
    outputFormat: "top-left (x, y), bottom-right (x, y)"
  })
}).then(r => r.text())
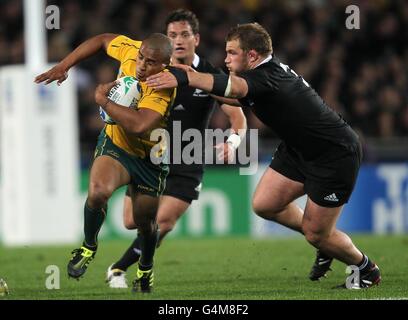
top-left (96, 81), bottom-right (162, 135)
top-left (212, 104), bottom-right (247, 162)
top-left (35, 33), bottom-right (118, 85)
top-left (220, 104), bottom-right (247, 138)
top-left (146, 66), bottom-right (249, 99)
top-left (187, 72), bottom-right (249, 99)
top-left (211, 95), bottom-right (242, 106)
top-left (104, 102), bottom-right (162, 135)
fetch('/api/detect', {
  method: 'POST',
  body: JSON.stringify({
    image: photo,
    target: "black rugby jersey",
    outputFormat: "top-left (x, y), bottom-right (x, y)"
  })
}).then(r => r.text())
top-left (167, 54), bottom-right (221, 173)
top-left (238, 55), bottom-right (358, 161)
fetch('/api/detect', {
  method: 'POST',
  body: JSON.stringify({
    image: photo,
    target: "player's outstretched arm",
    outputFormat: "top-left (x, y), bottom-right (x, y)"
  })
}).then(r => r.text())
top-left (95, 82), bottom-right (162, 135)
top-left (211, 95), bottom-right (241, 106)
top-left (146, 64), bottom-right (249, 99)
top-left (34, 33), bottom-right (118, 85)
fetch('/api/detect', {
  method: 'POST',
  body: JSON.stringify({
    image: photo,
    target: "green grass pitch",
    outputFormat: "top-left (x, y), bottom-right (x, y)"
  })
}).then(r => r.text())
top-left (1, 235), bottom-right (407, 300)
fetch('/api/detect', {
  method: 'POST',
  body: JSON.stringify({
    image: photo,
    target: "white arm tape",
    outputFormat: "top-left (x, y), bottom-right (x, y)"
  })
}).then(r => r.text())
top-left (226, 133), bottom-right (241, 149)
top-left (224, 76), bottom-right (232, 97)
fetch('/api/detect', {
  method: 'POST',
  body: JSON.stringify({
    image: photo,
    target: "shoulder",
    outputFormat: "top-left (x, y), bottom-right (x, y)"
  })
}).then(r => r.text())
top-left (196, 57), bottom-right (224, 74)
top-left (237, 61), bottom-right (280, 95)
top-left (108, 35), bottom-right (142, 49)
top-left (239, 59), bottom-right (280, 82)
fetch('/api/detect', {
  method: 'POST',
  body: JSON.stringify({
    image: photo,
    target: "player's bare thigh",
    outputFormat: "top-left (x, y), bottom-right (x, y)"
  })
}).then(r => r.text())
top-left (252, 167), bottom-right (305, 214)
top-left (88, 155), bottom-right (131, 206)
top-left (123, 194), bottom-right (135, 229)
top-left (123, 194), bottom-right (190, 229)
top-left (157, 195), bottom-right (190, 227)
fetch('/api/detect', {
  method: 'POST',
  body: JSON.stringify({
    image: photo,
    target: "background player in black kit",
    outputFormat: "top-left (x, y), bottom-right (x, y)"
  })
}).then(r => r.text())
top-left (106, 9), bottom-right (247, 288)
top-left (147, 23), bottom-right (381, 289)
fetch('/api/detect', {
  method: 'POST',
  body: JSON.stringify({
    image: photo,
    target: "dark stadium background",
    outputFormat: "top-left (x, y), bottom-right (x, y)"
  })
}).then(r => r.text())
top-left (1, 0), bottom-right (407, 169)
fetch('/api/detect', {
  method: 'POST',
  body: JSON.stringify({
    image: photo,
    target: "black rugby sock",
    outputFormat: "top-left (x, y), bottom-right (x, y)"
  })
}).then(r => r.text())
top-left (357, 253), bottom-right (374, 273)
top-left (139, 225), bottom-right (159, 270)
top-left (112, 237), bottom-right (142, 271)
top-left (83, 200), bottom-right (106, 249)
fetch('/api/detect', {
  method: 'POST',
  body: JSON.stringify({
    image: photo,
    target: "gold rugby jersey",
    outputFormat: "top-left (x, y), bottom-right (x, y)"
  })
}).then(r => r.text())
top-left (105, 35), bottom-right (175, 158)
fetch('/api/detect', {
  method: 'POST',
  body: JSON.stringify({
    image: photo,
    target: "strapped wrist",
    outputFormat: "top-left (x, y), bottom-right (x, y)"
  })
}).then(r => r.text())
top-left (226, 133), bottom-right (241, 149)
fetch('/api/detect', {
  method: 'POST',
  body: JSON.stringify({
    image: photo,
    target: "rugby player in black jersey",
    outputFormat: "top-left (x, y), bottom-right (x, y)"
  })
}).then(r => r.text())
top-left (106, 9), bottom-right (247, 289)
top-left (147, 22), bottom-right (381, 289)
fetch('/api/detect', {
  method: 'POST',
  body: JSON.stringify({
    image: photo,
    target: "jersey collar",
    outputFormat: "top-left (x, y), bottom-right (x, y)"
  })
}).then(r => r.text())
top-left (192, 53), bottom-right (200, 68)
top-left (254, 55), bottom-right (272, 69)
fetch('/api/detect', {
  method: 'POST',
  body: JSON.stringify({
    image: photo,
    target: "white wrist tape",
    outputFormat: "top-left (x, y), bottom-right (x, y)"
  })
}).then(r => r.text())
top-left (226, 133), bottom-right (241, 149)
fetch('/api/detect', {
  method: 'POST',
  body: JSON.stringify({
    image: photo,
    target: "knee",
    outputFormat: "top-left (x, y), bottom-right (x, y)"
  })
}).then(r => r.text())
top-left (88, 181), bottom-right (113, 208)
top-left (123, 214), bottom-right (137, 230)
top-left (157, 216), bottom-right (176, 234)
top-left (123, 199), bottom-right (137, 230)
top-left (304, 229), bottom-right (329, 248)
top-left (252, 195), bottom-right (284, 220)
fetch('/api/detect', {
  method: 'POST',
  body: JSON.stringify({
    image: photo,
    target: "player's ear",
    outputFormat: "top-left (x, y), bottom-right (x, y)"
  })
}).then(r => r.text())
top-left (248, 50), bottom-right (258, 63)
top-left (194, 33), bottom-right (200, 47)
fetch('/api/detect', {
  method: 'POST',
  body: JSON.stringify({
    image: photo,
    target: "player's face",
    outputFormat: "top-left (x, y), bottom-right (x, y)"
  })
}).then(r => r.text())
top-left (136, 45), bottom-right (167, 81)
top-left (167, 21), bottom-right (199, 62)
top-left (225, 39), bottom-right (250, 73)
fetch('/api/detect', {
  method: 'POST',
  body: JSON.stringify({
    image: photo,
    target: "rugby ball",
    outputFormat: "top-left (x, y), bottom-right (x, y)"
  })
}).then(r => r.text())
top-left (99, 76), bottom-right (142, 124)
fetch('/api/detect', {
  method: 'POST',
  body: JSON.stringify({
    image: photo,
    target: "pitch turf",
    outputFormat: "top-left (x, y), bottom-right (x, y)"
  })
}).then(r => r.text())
top-left (1, 235), bottom-right (407, 300)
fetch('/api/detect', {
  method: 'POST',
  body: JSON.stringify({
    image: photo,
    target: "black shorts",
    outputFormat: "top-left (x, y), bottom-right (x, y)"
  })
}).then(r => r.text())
top-left (126, 169), bottom-right (203, 204)
top-left (270, 141), bottom-right (362, 208)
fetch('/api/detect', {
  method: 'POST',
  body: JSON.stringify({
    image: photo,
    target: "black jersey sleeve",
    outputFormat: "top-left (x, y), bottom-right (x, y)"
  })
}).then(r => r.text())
top-left (238, 65), bottom-right (278, 97)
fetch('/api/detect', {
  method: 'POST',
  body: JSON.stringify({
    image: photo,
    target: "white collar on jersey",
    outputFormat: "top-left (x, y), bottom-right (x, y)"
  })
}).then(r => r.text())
top-left (254, 55), bottom-right (272, 69)
top-left (192, 53), bottom-right (200, 68)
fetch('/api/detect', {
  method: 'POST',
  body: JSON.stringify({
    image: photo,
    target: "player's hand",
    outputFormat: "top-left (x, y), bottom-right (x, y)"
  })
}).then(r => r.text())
top-left (34, 63), bottom-right (69, 86)
top-left (215, 142), bottom-right (235, 164)
top-left (95, 81), bottom-right (117, 107)
top-left (146, 71), bottom-right (178, 90)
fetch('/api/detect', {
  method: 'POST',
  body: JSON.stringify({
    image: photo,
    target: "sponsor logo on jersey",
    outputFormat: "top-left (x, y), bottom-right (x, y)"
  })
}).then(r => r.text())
top-left (193, 88), bottom-right (209, 97)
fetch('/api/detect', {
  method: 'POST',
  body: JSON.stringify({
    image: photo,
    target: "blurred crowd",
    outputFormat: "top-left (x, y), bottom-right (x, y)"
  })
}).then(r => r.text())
top-left (1, 0), bottom-right (407, 166)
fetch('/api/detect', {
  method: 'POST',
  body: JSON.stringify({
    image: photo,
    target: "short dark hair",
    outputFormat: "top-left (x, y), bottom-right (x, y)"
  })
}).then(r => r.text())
top-left (226, 23), bottom-right (272, 55)
top-left (143, 33), bottom-right (173, 64)
top-left (165, 9), bottom-right (199, 34)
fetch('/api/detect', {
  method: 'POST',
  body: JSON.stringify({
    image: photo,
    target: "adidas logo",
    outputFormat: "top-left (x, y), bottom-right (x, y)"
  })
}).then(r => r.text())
top-left (324, 193), bottom-right (339, 202)
top-left (173, 104), bottom-right (185, 111)
top-left (195, 183), bottom-right (202, 192)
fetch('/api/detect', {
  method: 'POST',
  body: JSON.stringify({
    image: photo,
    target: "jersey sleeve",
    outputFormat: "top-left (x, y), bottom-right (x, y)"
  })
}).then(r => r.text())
top-left (238, 65), bottom-right (278, 97)
top-left (107, 35), bottom-right (142, 62)
top-left (138, 87), bottom-right (175, 116)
